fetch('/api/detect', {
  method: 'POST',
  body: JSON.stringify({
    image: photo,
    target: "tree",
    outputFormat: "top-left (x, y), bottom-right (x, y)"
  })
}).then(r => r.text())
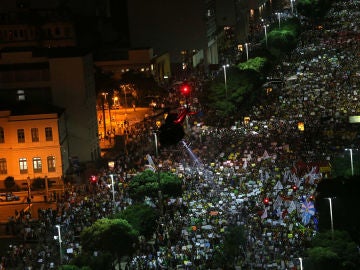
top-left (68, 251), bottom-right (113, 270)
top-left (4, 176), bottom-right (16, 190)
top-left (304, 230), bottom-right (360, 270)
top-left (80, 218), bottom-right (138, 266)
top-left (211, 225), bottom-right (246, 268)
top-left (114, 203), bottom-right (159, 239)
top-left (127, 170), bottom-right (183, 201)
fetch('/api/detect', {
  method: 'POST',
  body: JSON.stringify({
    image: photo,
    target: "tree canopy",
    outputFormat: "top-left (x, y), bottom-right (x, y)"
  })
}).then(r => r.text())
top-left (114, 203), bottom-right (159, 239)
top-left (80, 218), bottom-right (138, 261)
top-left (127, 169), bottom-right (183, 201)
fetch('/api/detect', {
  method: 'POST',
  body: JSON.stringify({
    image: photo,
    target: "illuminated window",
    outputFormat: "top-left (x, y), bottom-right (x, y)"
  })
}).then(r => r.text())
top-left (17, 129), bottom-right (25, 143)
top-left (0, 127), bottom-right (4, 143)
top-left (47, 156), bottom-right (56, 172)
top-left (17, 89), bottom-right (25, 101)
top-left (31, 128), bottom-right (39, 142)
top-left (45, 127), bottom-right (53, 141)
top-left (33, 157), bottom-right (42, 173)
top-left (19, 158), bottom-right (28, 174)
top-left (0, 158), bottom-right (7, 174)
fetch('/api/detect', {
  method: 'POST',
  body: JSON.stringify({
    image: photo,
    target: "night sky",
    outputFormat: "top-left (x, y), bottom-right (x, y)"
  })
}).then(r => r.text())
top-left (127, 0), bottom-right (208, 62)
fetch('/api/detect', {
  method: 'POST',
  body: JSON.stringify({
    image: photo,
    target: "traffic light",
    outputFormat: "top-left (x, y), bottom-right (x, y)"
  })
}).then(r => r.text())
top-left (263, 197), bottom-right (270, 205)
top-left (292, 185), bottom-right (298, 192)
top-left (90, 175), bottom-right (97, 184)
top-left (180, 83), bottom-right (191, 96)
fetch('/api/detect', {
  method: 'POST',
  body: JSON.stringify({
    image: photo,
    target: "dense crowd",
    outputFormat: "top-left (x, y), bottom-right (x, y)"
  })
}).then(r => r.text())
top-left (1, 0), bottom-right (360, 269)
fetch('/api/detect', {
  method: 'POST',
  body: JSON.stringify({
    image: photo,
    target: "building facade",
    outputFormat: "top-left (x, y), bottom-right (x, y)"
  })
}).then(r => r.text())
top-left (0, 103), bottom-right (66, 186)
top-left (0, 47), bottom-right (100, 169)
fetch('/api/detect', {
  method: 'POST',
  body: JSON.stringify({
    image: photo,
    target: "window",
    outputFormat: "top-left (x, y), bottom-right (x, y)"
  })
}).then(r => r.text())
top-left (17, 89), bottom-right (25, 101)
top-left (0, 158), bottom-right (7, 174)
top-left (0, 127), bottom-right (4, 143)
top-left (19, 158), bottom-right (28, 174)
top-left (17, 129), bottom-right (25, 143)
top-left (47, 156), bottom-right (56, 172)
top-left (33, 157), bottom-right (42, 173)
top-left (45, 127), bottom-right (53, 141)
top-left (31, 128), bottom-right (39, 142)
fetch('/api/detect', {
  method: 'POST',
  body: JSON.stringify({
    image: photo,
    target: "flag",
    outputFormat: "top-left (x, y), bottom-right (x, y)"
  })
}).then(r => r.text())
top-left (262, 150), bottom-right (270, 160)
top-left (300, 199), bottom-right (316, 225)
top-left (273, 181), bottom-right (283, 191)
top-left (261, 207), bottom-right (268, 219)
top-left (288, 201), bottom-right (297, 213)
top-left (146, 154), bottom-right (156, 171)
top-left (273, 195), bottom-right (283, 209)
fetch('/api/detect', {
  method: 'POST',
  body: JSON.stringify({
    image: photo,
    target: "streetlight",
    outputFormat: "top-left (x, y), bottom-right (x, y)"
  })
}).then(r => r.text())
top-left (263, 24), bottom-right (269, 48)
top-left (108, 161), bottom-right (116, 214)
top-left (297, 257), bottom-right (303, 270)
top-left (325, 197), bottom-right (335, 239)
top-left (222, 64), bottom-right (229, 98)
top-left (244, 43), bottom-right (250, 61)
top-left (345, 148), bottom-right (358, 176)
top-left (55, 225), bottom-right (62, 265)
top-left (290, 0), bottom-right (295, 15)
top-left (275, 12), bottom-right (282, 28)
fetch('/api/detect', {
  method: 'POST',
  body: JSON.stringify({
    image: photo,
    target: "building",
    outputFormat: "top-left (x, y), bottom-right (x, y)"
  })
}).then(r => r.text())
top-left (0, 102), bottom-right (66, 187)
top-left (94, 47), bottom-right (171, 84)
top-left (0, 47), bottom-right (100, 170)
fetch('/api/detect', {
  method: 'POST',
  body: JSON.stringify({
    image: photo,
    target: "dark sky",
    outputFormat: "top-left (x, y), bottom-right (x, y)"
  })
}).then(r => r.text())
top-left (127, 0), bottom-right (207, 62)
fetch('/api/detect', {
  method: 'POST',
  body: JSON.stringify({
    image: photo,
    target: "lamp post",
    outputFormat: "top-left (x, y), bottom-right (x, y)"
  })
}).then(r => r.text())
top-left (245, 43), bottom-right (250, 61)
top-left (275, 12), bottom-right (281, 28)
top-left (222, 64), bottom-right (230, 98)
top-left (55, 225), bottom-right (62, 265)
top-left (263, 24), bottom-right (269, 48)
top-left (290, 0), bottom-right (295, 15)
top-left (345, 148), bottom-right (357, 176)
top-left (297, 257), bottom-right (303, 270)
top-left (157, 163), bottom-right (163, 215)
top-left (108, 161), bottom-right (116, 214)
top-left (326, 197), bottom-right (335, 239)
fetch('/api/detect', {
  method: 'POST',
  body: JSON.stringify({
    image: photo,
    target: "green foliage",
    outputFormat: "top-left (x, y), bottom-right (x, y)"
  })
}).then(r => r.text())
top-left (120, 70), bottom-right (166, 105)
top-left (127, 170), bottom-right (182, 201)
top-left (237, 57), bottom-right (267, 73)
top-left (69, 251), bottom-right (113, 270)
top-left (31, 177), bottom-right (45, 190)
top-left (114, 203), bottom-right (159, 239)
top-left (305, 230), bottom-right (360, 270)
top-left (210, 225), bottom-right (246, 268)
top-left (160, 172), bottom-right (183, 198)
top-left (127, 170), bottom-right (160, 200)
top-left (80, 218), bottom-right (138, 260)
top-left (4, 176), bottom-right (16, 190)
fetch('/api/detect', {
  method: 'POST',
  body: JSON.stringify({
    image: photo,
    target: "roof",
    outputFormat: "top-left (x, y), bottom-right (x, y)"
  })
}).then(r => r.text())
top-left (0, 101), bottom-right (65, 116)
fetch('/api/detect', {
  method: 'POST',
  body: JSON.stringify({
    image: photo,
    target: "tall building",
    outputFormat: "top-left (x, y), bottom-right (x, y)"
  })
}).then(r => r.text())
top-left (0, 102), bottom-right (66, 187)
top-left (0, 47), bottom-right (100, 173)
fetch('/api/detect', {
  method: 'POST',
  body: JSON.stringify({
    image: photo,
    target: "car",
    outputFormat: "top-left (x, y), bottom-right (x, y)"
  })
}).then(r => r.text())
top-left (0, 192), bottom-right (20, 202)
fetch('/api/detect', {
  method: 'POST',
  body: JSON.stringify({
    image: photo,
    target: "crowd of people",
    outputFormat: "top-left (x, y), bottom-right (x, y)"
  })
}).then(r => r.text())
top-left (1, 0), bottom-right (359, 269)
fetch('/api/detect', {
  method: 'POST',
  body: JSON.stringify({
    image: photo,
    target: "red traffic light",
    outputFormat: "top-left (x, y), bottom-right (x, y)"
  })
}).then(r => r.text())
top-left (180, 83), bottom-right (191, 96)
top-left (90, 175), bottom-right (97, 183)
top-left (292, 185), bottom-right (298, 191)
top-left (263, 197), bottom-right (270, 205)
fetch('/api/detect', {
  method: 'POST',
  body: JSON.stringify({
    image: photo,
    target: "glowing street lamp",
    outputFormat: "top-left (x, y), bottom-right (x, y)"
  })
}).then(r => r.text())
top-left (263, 24), bottom-right (269, 48)
top-left (345, 148), bottom-right (358, 176)
top-left (245, 43), bottom-right (250, 61)
top-left (108, 161), bottom-right (116, 214)
top-left (290, 0), bottom-right (295, 15)
top-left (297, 257), bottom-right (303, 270)
top-left (325, 197), bottom-right (335, 239)
top-left (222, 64), bottom-right (230, 98)
top-left (275, 12), bottom-right (282, 28)
top-left (55, 225), bottom-right (63, 265)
